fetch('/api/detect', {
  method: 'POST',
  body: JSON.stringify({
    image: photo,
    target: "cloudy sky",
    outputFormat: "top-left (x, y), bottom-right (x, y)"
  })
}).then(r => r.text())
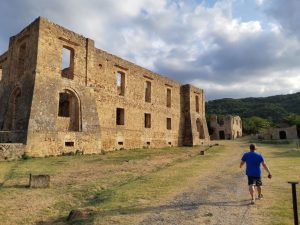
top-left (1, 0), bottom-right (300, 100)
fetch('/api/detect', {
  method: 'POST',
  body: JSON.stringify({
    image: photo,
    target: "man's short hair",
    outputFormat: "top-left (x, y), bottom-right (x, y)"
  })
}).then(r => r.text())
top-left (250, 144), bottom-right (256, 151)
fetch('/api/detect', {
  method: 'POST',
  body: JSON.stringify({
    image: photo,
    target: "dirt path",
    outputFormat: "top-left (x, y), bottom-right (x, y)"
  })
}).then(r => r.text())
top-left (138, 141), bottom-right (265, 225)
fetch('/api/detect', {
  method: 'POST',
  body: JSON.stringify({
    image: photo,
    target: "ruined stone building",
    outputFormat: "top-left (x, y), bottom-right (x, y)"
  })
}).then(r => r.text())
top-left (257, 125), bottom-right (299, 140)
top-left (0, 17), bottom-right (209, 158)
top-left (209, 115), bottom-right (242, 140)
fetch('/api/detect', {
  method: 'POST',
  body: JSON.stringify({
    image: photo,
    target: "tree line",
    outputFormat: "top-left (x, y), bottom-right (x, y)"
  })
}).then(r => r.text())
top-left (206, 92), bottom-right (300, 134)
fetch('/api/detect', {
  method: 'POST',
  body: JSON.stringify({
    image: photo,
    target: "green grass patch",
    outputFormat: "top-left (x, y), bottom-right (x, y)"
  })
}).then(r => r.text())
top-left (252, 140), bottom-right (300, 225)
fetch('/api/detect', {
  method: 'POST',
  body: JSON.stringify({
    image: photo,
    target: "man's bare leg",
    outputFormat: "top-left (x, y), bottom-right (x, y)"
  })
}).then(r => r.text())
top-left (249, 185), bottom-right (256, 203)
top-left (257, 186), bottom-right (263, 199)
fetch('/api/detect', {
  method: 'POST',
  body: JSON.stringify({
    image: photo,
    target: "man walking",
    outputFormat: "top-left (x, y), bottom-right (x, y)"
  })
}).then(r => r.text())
top-left (240, 144), bottom-right (272, 204)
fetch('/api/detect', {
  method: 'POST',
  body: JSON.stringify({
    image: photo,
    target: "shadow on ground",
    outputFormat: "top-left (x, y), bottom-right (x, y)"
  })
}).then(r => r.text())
top-left (35, 199), bottom-right (250, 225)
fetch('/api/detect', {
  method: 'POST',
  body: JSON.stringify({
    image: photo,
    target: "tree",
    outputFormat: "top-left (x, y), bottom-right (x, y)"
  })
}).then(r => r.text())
top-left (242, 116), bottom-right (273, 134)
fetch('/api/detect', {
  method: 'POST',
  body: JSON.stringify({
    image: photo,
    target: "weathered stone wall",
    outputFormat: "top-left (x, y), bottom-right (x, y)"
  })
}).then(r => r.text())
top-left (25, 18), bottom-right (101, 156)
top-left (0, 19), bottom-right (39, 144)
top-left (0, 131), bottom-right (26, 143)
top-left (0, 143), bottom-right (25, 160)
top-left (0, 17), bottom-right (210, 157)
top-left (93, 49), bottom-right (184, 150)
top-left (209, 115), bottom-right (242, 140)
top-left (259, 125), bottom-right (298, 140)
top-left (181, 85), bottom-right (209, 146)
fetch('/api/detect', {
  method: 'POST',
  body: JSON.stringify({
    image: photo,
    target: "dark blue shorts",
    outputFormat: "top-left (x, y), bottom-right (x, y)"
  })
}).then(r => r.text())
top-left (248, 176), bottom-right (262, 186)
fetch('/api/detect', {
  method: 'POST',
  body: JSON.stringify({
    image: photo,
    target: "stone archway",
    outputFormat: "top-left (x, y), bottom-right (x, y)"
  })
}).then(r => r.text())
top-left (3, 87), bottom-right (21, 130)
top-left (57, 89), bottom-right (81, 132)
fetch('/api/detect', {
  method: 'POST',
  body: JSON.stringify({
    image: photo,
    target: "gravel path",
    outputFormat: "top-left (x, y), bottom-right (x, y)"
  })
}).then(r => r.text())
top-left (139, 141), bottom-right (264, 225)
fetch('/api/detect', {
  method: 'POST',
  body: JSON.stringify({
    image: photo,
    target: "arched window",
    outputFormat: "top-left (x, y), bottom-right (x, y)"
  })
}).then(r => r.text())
top-left (4, 87), bottom-right (21, 130)
top-left (58, 89), bottom-right (81, 131)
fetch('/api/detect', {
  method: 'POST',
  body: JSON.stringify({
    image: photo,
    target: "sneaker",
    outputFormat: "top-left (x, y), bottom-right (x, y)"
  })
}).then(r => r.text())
top-left (258, 194), bottom-right (264, 200)
top-left (251, 199), bottom-right (255, 205)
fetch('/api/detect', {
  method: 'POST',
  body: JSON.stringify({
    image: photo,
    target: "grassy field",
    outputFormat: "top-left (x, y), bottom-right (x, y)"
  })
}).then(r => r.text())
top-left (0, 145), bottom-right (226, 225)
top-left (0, 140), bottom-right (299, 225)
top-left (252, 139), bottom-right (300, 225)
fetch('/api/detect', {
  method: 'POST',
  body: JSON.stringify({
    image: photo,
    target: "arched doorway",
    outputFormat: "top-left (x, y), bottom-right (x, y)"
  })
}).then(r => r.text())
top-left (279, 131), bottom-right (287, 139)
top-left (196, 118), bottom-right (205, 139)
top-left (58, 89), bottom-right (81, 131)
top-left (3, 87), bottom-right (21, 130)
top-left (219, 131), bottom-right (225, 140)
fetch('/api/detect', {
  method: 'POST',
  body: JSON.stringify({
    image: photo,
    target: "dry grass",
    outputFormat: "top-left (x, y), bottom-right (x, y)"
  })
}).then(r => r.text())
top-left (0, 140), bottom-right (299, 225)
top-left (0, 145), bottom-right (224, 225)
top-left (252, 140), bottom-right (300, 225)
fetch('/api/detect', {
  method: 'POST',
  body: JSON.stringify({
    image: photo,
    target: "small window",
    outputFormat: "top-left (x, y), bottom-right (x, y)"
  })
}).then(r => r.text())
top-left (116, 71), bottom-right (125, 96)
top-left (65, 141), bottom-right (74, 147)
top-left (168, 142), bottom-right (172, 145)
top-left (166, 88), bottom-right (171, 108)
top-left (58, 93), bottom-right (70, 117)
top-left (61, 47), bottom-right (74, 79)
top-left (118, 141), bottom-right (123, 145)
top-left (167, 118), bottom-right (172, 130)
top-left (146, 141), bottom-right (151, 146)
top-left (145, 113), bottom-right (151, 128)
top-left (195, 95), bottom-right (199, 113)
top-left (116, 108), bottom-right (125, 125)
top-left (145, 81), bottom-right (151, 102)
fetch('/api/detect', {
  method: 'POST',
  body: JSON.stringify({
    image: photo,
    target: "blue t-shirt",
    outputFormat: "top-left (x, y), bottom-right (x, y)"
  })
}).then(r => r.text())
top-left (241, 151), bottom-right (264, 177)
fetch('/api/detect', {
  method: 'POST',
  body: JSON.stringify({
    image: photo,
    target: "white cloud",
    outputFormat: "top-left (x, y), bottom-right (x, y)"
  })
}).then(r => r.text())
top-left (255, 0), bottom-right (265, 6)
top-left (1, 0), bottom-right (300, 99)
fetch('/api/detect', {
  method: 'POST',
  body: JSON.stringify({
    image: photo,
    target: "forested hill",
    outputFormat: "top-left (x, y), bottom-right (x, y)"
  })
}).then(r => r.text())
top-left (206, 92), bottom-right (300, 123)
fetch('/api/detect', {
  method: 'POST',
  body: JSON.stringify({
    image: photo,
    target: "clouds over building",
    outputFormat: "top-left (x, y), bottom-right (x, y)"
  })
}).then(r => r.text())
top-left (0, 0), bottom-right (300, 99)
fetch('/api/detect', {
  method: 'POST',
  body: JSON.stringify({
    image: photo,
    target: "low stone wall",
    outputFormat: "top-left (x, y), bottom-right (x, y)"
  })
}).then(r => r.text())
top-left (0, 143), bottom-right (25, 160)
top-left (29, 174), bottom-right (50, 188)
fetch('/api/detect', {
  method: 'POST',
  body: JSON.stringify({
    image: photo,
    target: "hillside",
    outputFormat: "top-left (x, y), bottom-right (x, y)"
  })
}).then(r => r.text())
top-left (206, 92), bottom-right (300, 123)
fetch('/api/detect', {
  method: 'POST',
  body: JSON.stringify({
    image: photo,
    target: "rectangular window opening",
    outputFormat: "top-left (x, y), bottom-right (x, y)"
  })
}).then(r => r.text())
top-left (61, 47), bottom-right (74, 79)
top-left (65, 141), bottom-right (74, 147)
top-left (195, 95), bottom-right (200, 113)
top-left (116, 71), bottom-right (125, 96)
top-left (144, 113), bottom-right (151, 128)
top-left (145, 81), bottom-right (151, 102)
top-left (166, 88), bottom-right (171, 108)
top-left (58, 93), bottom-right (70, 117)
top-left (116, 108), bottom-right (125, 125)
top-left (168, 142), bottom-right (172, 145)
top-left (167, 118), bottom-right (172, 130)
top-left (118, 141), bottom-right (123, 145)
top-left (146, 141), bottom-right (151, 145)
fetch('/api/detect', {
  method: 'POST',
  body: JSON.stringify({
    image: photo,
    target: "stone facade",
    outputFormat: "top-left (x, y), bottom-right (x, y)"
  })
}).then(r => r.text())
top-left (0, 17), bottom-right (209, 158)
top-left (209, 115), bottom-right (242, 140)
top-left (257, 125), bottom-right (298, 140)
top-left (0, 143), bottom-right (25, 160)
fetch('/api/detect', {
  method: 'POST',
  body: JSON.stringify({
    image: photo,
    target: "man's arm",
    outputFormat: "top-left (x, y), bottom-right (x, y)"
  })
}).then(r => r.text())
top-left (262, 161), bottom-right (272, 178)
top-left (240, 160), bottom-right (245, 168)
